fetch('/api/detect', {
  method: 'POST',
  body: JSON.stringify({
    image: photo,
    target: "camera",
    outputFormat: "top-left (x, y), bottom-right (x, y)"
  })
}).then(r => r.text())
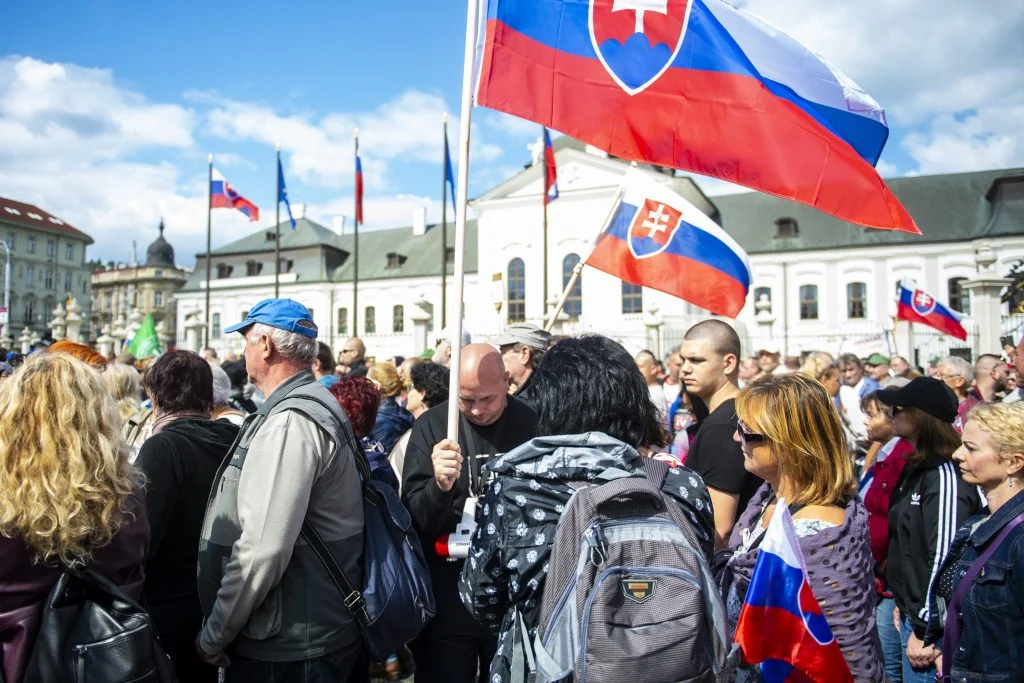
top-left (435, 495), bottom-right (478, 561)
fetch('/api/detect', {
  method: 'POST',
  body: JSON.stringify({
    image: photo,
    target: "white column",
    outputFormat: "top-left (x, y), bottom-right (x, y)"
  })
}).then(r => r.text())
top-left (754, 293), bottom-right (778, 355)
top-left (19, 327), bottom-right (31, 354)
top-left (49, 303), bottom-right (67, 341)
top-left (410, 298), bottom-right (432, 357)
top-left (963, 242), bottom-right (1011, 357)
top-left (643, 305), bottom-right (664, 358)
top-left (65, 298), bottom-right (83, 343)
top-left (96, 325), bottom-right (115, 358)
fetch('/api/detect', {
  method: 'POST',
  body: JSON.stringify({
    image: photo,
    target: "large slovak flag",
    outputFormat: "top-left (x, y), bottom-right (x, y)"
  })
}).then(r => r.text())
top-left (586, 168), bottom-right (750, 317)
top-left (473, 0), bottom-right (918, 233)
top-left (897, 279), bottom-right (968, 341)
top-left (211, 169), bottom-right (259, 222)
top-left (543, 127), bottom-right (559, 204)
top-left (735, 503), bottom-right (852, 683)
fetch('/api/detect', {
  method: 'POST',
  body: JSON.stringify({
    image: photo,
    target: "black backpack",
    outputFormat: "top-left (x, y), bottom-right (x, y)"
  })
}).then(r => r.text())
top-left (23, 567), bottom-right (175, 683)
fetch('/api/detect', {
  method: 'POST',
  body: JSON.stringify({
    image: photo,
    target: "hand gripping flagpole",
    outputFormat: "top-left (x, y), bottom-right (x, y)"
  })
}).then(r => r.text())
top-left (446, 0), bottom-right (482, 442)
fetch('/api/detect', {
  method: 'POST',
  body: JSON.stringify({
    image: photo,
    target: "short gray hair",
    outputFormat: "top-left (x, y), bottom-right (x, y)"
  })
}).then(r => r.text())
top-left (210, 363), bottom-right (232, 406)
top-left (939, 355), bottom-right (974, 384)
top-left (249, 323), bottom-right (318, 366)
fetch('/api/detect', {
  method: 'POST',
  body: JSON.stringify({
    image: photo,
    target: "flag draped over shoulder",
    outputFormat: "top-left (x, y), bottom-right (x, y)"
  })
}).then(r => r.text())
top-left (897, 279), bottom-right (968, 340)
top-left (735, 503), bottom-right (853, 683)
top-left (126, 314), bottom-right (162, 359)
top-left (473, 0), bottom-right (918, 233)
top-left (586, 168), bottom-right (751, 317)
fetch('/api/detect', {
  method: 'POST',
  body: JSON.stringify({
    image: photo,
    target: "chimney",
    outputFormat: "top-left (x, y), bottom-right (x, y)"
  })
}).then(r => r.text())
top-left (292, 203), bottom-right (306, 220)
top-left (332, 215), bottom-right (346, 236)
top-left (412, 206), bottom-right (427, 237)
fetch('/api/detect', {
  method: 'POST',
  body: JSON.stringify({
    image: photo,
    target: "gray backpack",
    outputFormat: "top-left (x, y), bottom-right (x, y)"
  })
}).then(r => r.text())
top-left (532, 461), bottom-right (733, 683)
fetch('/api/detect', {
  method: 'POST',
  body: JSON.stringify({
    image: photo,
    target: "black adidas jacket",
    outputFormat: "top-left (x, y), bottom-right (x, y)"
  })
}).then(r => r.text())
top-left (886, 455), bottom-right (981, 639)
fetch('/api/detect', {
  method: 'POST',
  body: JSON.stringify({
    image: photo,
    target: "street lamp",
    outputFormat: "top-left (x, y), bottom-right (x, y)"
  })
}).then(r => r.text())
top-left (0, 239), bottom-right (10, 341)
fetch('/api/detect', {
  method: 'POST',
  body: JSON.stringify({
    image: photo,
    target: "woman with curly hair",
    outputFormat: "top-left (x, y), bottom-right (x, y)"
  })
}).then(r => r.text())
top-left (0, 354), bottom-right (148, 683)
top-left (367, 361), bottom-right (413, 453)
top-left (329, 376), bottom-right (399, 491)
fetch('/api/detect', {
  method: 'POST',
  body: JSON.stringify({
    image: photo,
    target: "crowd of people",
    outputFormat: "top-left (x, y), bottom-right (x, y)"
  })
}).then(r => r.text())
top-left (1, 296), bottom-right (1022, 683)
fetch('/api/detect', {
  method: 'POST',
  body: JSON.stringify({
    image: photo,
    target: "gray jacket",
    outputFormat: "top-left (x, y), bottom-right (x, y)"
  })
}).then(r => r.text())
top-left (198, 370), bottom-right (364, 661)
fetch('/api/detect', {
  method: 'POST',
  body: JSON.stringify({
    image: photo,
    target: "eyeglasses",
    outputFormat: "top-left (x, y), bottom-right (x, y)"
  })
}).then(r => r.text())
top-left (736, 420), bottom-right (766, 446)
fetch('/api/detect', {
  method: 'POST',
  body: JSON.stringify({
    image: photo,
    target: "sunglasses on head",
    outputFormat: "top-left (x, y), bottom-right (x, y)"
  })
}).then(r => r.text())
top-left (736, 420), bottom-right (766, 446)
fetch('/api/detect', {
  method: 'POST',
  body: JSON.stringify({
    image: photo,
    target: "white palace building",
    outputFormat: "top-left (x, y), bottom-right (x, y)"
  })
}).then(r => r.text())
top-left (175, 138), bottom-right (1024, 366)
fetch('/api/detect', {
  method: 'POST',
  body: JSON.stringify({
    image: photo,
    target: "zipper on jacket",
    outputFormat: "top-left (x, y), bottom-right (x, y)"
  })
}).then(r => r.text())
top-left (73, 644), bottom-right (87, 683)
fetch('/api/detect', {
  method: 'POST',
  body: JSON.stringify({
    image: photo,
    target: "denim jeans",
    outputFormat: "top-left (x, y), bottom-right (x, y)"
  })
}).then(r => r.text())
top-left (876, 597), bottom-right (902, 683)
top-left (225, 647), bottom-right (365, 683)
top-left (900, 614), bottom-right (937, 683)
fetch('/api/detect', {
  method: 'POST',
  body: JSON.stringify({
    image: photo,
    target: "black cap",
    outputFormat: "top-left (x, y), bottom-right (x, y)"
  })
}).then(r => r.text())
top-left (876, 376), bottom-right (958, 423)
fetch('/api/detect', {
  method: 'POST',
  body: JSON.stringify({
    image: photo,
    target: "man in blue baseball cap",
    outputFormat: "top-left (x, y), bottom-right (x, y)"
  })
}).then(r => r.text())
top-left (196, 298), bottom-right (366, 680)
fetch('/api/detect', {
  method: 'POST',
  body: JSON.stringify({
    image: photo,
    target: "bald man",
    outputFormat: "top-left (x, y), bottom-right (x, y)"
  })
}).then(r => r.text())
top-left (974, 353), bottom-right (1009, 403)
top-left (401, 343), bottom-right (538, 682)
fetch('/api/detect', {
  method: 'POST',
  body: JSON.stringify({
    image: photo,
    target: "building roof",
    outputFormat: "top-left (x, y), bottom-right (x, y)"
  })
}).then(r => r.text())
top-left (145, 220), bottom-right (176, 267)
top-left (205, 217), bottom-right (348, 256)
top-left (0, 196), bottom-right (93, 244)
top-left (711, 167), bottom-right (1024, 254)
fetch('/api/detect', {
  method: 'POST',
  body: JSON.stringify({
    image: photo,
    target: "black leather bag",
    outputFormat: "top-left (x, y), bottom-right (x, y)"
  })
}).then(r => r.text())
top-left (23, 567), bottom-right (175, 683)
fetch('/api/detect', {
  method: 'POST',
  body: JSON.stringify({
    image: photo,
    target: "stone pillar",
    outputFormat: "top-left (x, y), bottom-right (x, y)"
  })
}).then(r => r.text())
top-left (643, 305), bottom-right (664, 358)
top-left (963, 242), bottom-right (1012, 357)
top-left (65, 298), bottom-right (83, 343)
top-left (892, 319), bottom-right (915, 362)
top-left (49, 303), bottom-right (67, 341)
top-left (29, 330), bottom-right (41, 349)
top-left (155, 319), bottom-right (172, 350)
top-left (184, 312), bottom-right (206, 353)
top-left (0, 333), bottom-right (12, 349)
top-left (19, 327), bottom-right (31, 354)
top-left (96, 325), bottom-right (115, 358)
top-left (127, 307), bottom-right (143, 341)
top-left (753, 293), bottom-right (778, 355)
top-left (410, 298), bottom-right (432, 357)
top-left (110, 315), bottom-right (127, 355)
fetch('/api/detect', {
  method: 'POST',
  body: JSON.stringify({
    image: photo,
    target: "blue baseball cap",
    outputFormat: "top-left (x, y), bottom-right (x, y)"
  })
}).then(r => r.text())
top-left (224, 298), bottom-right (318, 339)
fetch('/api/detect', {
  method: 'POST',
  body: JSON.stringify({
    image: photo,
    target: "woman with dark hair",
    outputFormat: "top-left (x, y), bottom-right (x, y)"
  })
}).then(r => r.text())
top-left (458, 334), bottom-right (714, 683)
top-left (389, 361), bottom-right (450, 491)
top-left (877, 377), bottom-right (982, 682)
top-left (329, 376), bottom-right (399, 491)
top-left (135, 350), bottom-right (240, 682)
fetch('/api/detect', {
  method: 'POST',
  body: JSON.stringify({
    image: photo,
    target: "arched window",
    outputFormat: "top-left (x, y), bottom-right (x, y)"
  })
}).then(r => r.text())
top-left (507, 258), bottom-right (526, 323)
top-left (847, 282), bottom-right (867, 319)
top-left (562, 253), bottom-right (582, 320)
top-left (211, 312), bottom-right (222, 338)
top-left (948, 277), bottom-right (970, 315)
top-left (393, 305), bottom-right (405, 333)
top-left (365, 306), bottom-right (376, 335)
top-left (799, 284), bottom-right (818, 320)
top-left (336, 307), bottom-right (348, 335)
top-left (621, 282), bottom-right (642, 314)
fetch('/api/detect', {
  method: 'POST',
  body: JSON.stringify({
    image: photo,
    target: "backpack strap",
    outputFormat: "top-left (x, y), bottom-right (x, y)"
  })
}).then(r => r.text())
top-left (300, 518), bottom-right (371, 625)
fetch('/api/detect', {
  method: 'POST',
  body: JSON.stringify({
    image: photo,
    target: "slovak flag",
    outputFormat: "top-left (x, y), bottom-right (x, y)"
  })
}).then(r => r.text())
top-left (474, 0), bottom-right (918, 233)
top-left (355, 154), bottom-right (364, 226)
top-left (210, 169), bottom-right (259, 222)
top-left (543, 127), bottom-right (558, 204)
top-left (735, 503), bottom-right (852, 683)
top-left (586, 167), bottom-right (750, 317)
top-left (897, 279), bottom-right (968, 341)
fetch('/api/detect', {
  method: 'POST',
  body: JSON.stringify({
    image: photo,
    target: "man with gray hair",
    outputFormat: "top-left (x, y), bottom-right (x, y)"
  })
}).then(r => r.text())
top-left (936, 354), bottom-right (978, 433)
top-left (491, 322), bottom-right (550, 410)
top-left (196, 298), bottom-right (365, 680)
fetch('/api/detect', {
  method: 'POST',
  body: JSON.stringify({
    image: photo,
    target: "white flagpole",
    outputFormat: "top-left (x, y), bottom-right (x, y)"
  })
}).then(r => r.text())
top-left (446, 0), bottom-right (482, 441)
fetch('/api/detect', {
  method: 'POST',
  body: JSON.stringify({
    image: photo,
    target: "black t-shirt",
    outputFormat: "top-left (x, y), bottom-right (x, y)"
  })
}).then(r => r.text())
top-left (685, 398), bottom-right (762, 520)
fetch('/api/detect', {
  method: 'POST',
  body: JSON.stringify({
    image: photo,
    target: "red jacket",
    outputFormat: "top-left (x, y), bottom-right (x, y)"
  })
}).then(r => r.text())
top-left (861, 438), bottom-right (913, 592)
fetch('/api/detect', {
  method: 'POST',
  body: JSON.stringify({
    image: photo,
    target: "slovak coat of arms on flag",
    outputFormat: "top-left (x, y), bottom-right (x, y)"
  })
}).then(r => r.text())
top-left (910, 288), bottom-right (938, 316)
top-left (589, 0), bottom-right (693, 95)
top-left (627, 197), bottom-right (684, 259)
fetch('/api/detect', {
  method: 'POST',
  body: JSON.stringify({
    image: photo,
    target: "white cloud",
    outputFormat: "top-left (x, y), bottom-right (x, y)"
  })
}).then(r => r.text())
top-left (901, 105), bottom-right (1024, 174)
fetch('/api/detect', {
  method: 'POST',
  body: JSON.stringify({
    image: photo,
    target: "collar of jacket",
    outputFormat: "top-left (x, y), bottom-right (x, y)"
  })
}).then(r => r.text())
top-left (484, 432), bottom-right (642, 480)
top-left (969, 487), bottom-right (1024, 547)
top-left (258, 370), bottom-right (317, 415)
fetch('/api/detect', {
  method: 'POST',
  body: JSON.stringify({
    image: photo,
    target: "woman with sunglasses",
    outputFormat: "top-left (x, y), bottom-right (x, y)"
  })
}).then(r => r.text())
top-left (719, 373), bottom-right (883, 681)
top-left (877, 377), bottom-right (982, 683)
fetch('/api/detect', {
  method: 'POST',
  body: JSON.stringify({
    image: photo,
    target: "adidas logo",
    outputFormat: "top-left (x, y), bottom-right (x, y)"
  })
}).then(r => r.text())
top-left (911, 492), bottom-right (921, 505)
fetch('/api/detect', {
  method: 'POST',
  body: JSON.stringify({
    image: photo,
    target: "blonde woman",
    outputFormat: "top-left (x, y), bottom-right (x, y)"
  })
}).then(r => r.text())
top-left (0, 355), bottom-right (148, 683)
top-left (104, 361), bottom-right (150, 457)
top-left (367, 361), bottom-right (413, 452)
top-left (720, 373), bottom-right (883, 681)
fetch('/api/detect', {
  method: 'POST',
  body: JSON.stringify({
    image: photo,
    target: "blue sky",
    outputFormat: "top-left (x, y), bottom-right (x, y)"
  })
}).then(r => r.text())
top-left (2, 0), bottom-right (1021, 263)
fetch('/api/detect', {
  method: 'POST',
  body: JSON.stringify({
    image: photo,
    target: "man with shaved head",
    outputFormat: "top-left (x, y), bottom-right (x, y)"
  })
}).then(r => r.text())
top-left (401, 343), bottom-right (538, 682)
top-left (679, 319), bottom-right (762, 549)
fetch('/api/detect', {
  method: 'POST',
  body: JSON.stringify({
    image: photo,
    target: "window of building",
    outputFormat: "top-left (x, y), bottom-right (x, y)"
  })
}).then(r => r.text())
top-left (948, 277), bottom-right (971, 315)
top-left (154, 269), bottom-right (164, 278)
top-left (507, 257), bottom-right (525, 323)
top-left (365, 306), bottom-right (376, 335)
top-left (81, 278), bottom-right (86, 294)
top-left (337, 307), bottom-right (348, 335)
top-left (212, 313), bottom-right (222, 339)
top-left (245, 261), bottom-right (263, 277)
top-left (386, 252), bottom-right (407, 269)
top-left (65, 243), bottom-right (74, 260)
top-left (774, 217), bottom-right (799, 238)
top-left (393, 305), bottom-right (405, 333)
top-left (563, 254), bottom-right (583, 320)
top-left (46, 240), bottom-right (55, 258)
top-left (26, 265), bottom-right (34, 286)
top-left (44, 269), bottom-right (53, 290)
top-left (23, 299), bottom-right (34, 324)
top-left (64, 271), bottom-right (72, 292)
top-left (105, 294), bottom-right (112, 312)
top-left (216, 264), bottom-right (233, 279)
top-left (445, 247), bottom-right (455, 264)
top-left (799, 284), bottom-right (818, 320)
top-left (753, 286), bottom-right (772, 312)
top-left (6, 232), bottom-right (14, 251)
top-left (847, 282), bottom-right (867, 319)
top-left (154, 291), bottom-right (163, 307)
top-left (277, 259), bottom-right (294, 274)
top-left (622, 281), bottom-right (642, 314)
top-left (27, 236), bottom-right (35, 254)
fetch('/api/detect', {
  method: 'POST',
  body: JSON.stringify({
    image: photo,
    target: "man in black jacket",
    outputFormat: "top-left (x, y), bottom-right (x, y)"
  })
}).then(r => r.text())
top-left (402, 343), bottom-right (538, 683)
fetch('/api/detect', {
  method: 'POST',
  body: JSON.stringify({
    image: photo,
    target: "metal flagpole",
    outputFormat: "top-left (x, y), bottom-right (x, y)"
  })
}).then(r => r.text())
top-left (353, 129), bottom-right (360, 335)
top-left (542, 126), bottom-right (549, 318)
top-left (446, 0), bottom-right (482, 441)
top-left (204, 154), bottom-right (213, 349)
top-left (441, 114), bottom-right (449, 329)
top-left (275, 144), bottom-right (282, 299)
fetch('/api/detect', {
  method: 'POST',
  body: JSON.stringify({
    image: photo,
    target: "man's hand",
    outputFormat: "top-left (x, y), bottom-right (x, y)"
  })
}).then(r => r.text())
top-left (195, 634), bottom-right (231, 668)
top-left (906, 632), bottom-right (938, 669)
top-left (431, 439), bottom-right (463, 492)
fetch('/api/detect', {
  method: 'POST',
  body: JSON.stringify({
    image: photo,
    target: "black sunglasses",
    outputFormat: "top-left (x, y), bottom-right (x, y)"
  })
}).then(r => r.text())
top-left (736, 420), bottom-right (766, 446)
